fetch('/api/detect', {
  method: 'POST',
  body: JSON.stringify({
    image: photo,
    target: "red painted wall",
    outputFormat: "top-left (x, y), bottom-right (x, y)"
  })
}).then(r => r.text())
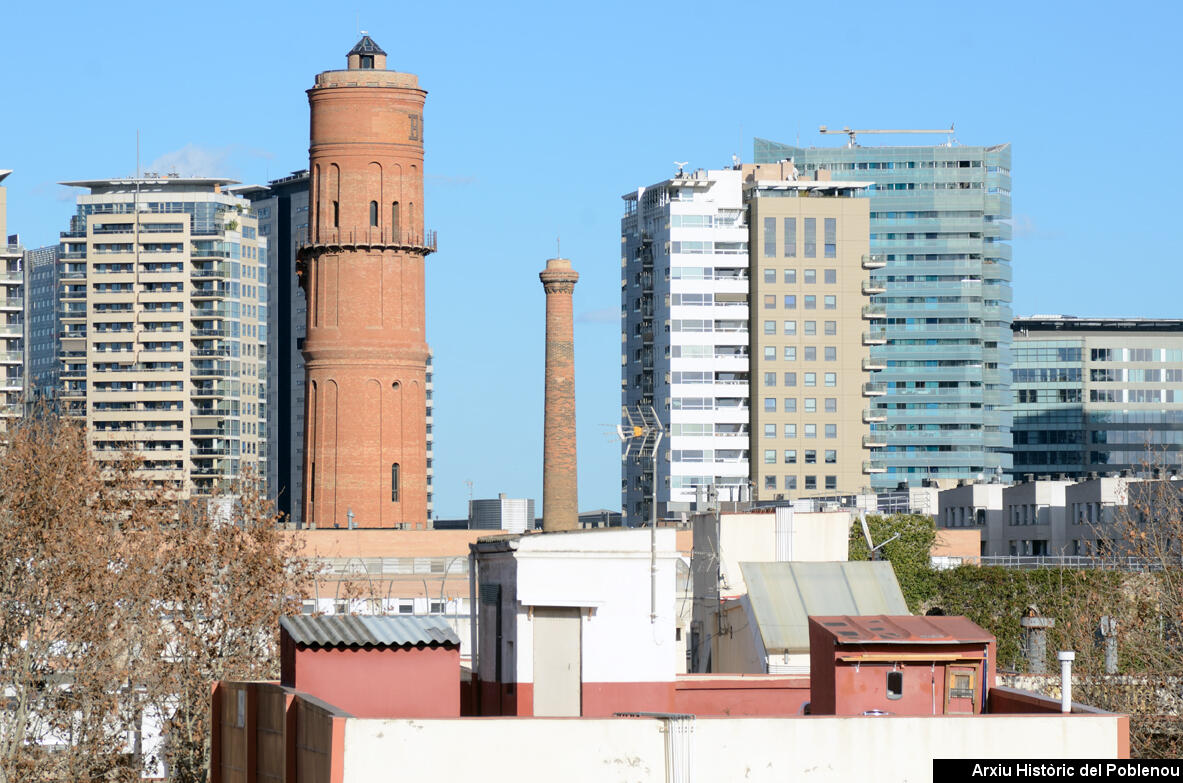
top-left (673, 675), bottom-right (811, 716)
top-left (581, 682), bottom-right (675, 717)
top-left (291, 644), bottom-right (460, 718)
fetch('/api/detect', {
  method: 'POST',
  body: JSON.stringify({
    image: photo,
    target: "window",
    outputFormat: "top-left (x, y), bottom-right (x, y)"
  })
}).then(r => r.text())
top-left (764, 320), bottom-right (776, 335)
top-left (825, 449), bottom-right (837, 463)
top-left (804, 269), bottom-right (816, 284)
top-left (825, 398), bottom-right (837, 413)
top-left (804, 217), bottom-right (816, 257)
top-left (783, 321), bottom-right (797, 335)
top-left (825, 424), bottom-right (837, 438)
top-left (804, 346), bottom-right (817, 361)
top-left (360, 54), bottom-right (374, 68)
top-left (764, 372), bottom-right (777, 386)
top-left (825, 475), bottom-right (837, 490)
top-left (824, 346), bottom-right (837, 361)
top-left (786, 475), bottom-right (798, 490)
top-left (391, 463), bottom-right (400, 501)
top-left (784, 295), bottom-right (797, 309)
top-left (824, 269), bottom-right (836, 284)
top-left (784, 450), bottom-right (797, 464)
top-left (392, 202), bottom-right (401, 234)
top-left (886, 671), bottom-right (903, 700)
top-left (784, 346), bottom-right (797, 361)
top-left (764, 346), bottom-right (776, 360)
top-left (804, 424), bottom-right (817, 438)
top-left (784, 269), bottom-right (796, 284)
top-left (804, 295), bottom-right (817, 310)
top-left (764, 423), bottom-right (776, 438)
top-left (804, 321), bottom-right (816, 335)
top-left (804, 372), bottom-right (816, 387)
top-left (764, 398), bottom-right (776, 412)
top-left (804, 475), bottom-right (817, 489)
top-left (763, 217), bottom-right (776, 257)
top-left (824, 217), bottom-right (836, 257)
top-left (369, 200), bottom-right (378, 227)
top-left (764, 449), bottom-right (777, 464)
top-left (824, 373), bottom-right (837, 387)
top-left (764, 475), bottom-right (777, 490)
top-left (804, 398), bottom-right (816, 413)
top-left (783, 372), bottom-right (797, 387)
top-left (783, 217), bottom-right (796, 257)
top-left (764, 269), bottom-right (776, 283)
top-left (824, 320), bottom-right (837, 335)
top-left (824, 295), bottom-right (836, 310)
top-left (332, 200), bottom-right (339, 228)
top-left (784, 397), bottom-right (797, 412)
top-left (764, 294), bottom-right (777, 309)
top-left (784, 424), bottom-right (797, 438)
top-left (805, 449), bottom-right (817, 464)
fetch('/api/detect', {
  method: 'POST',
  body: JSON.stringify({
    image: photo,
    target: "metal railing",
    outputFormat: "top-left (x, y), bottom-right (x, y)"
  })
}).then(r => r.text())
top-left (970, 555), bottom-right (1164, 572)
top-left (301, 227), bottom-right (438, 252)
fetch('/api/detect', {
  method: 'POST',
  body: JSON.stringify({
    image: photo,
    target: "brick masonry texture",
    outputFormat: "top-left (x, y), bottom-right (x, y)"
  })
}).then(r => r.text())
top-left (540, 258), bottom-right (579, 531)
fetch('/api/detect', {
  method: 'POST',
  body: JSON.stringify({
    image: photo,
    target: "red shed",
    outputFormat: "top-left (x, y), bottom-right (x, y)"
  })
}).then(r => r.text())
top-left (280, 614), bottom-right (461, 718)
top-left (807, 615), bottom-right (995, 717)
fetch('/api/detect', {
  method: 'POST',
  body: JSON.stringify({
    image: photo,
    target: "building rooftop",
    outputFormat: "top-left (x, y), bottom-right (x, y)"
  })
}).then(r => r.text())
top-left (281, 614), bottom-right (460, 650)
top-left (60, 176), bottom-right (239, 193)
top-left (348, 35), bottom-right (386, 56)
top-left (1014, 315), bottom-right (1183, 332)
top-left (811, 614), bottom-right (995, 645)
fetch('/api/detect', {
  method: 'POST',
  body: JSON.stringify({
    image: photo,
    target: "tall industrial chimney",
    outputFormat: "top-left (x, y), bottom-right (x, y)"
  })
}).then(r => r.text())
top-left (539, 257), bottom-right (579, 532)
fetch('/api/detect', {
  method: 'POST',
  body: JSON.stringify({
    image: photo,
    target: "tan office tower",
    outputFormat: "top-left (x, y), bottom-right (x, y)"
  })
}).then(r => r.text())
top-left (299, 36), bottom-right (434, 529)
top-left (56, 176), bottom-right (268, 495)
top-left (540, 257), bottom-right (579, 531)
top-left (743, 162), bottom-right (881, 498)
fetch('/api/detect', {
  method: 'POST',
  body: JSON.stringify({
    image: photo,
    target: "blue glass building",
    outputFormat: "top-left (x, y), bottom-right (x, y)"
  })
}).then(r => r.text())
top-left (755, 138), bottom-right (1013, 487)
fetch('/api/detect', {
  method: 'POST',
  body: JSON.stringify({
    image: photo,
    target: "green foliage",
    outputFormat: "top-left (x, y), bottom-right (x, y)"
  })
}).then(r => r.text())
top-left (848, 513), bottom-right (937, 612)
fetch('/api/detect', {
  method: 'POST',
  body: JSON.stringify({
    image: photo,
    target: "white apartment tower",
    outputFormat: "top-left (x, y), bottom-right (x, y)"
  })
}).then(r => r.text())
top-left (58, 176), bottom-right (268, 495)
top-left (621, 169), bottom-right (751, 523)
top-left (0, 171), bottom-right (22, 438)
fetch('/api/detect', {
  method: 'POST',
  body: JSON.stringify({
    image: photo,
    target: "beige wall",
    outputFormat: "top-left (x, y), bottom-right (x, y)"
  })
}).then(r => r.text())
top-left (339, 713), bottom-right (1123, 782)
top-left (747, 188), bottom-right (872, 499)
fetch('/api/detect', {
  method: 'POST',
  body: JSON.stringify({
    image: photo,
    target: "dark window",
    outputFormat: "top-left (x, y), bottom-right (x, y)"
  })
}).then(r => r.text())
top-left (887, 671), bottom-right (903, 699)
top-left (392, 202), bottom-right (400, 236)
top-left (360, 54), bottom-right (374, 69)
top-left (332, 201), bottom-right (339, 228)
top-left (369, 201), bottom-right (378, 227)
top-left (391, 463), bottom-right (400, 502)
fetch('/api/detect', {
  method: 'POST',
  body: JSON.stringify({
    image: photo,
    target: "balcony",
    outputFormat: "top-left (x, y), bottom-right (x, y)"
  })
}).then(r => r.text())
top-left (301, 227), bottom-right (438, 254)
top-left (863, 432), bottom-right (887, 448)
top-left (862, 408), bottom-right (887, 423)
top-left (191, 306), bottom-right (228, 319)
top-left (0, 271), bottom-right (22, 283)
top-left (191, 285), bottom-right (229, 299)
top-left (861, 304), bottom-right (887, 320)
top-left (862, 356), bottom-right (886, 371)
top-left (862, 330), bottom-right (887, 345)
top-left (862, 382), bottom-right (887, 396)
top-left (191, 264), bottom-right (229, 279)
top-left (862, 460), bottom-right (887, 473)
top-left (861, 279), bottom-right (886, 295)
top-left (0, 325), bottom-right (22, 338)
top-left (861, 253), bottom-right (886, 269)
top-left (192, 328), bottom-right (230, 339)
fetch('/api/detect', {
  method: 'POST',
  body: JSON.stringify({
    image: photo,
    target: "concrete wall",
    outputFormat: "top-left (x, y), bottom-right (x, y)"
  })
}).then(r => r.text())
top-left (338, 713), bottom-right (1126, 782)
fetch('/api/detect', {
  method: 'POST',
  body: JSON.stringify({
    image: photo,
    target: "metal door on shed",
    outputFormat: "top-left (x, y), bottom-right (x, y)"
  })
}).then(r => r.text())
top-left (532, 607), bottom-right (582, 717)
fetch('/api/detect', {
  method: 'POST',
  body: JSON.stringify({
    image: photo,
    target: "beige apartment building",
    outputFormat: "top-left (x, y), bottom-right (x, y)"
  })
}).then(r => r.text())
top-left (59, 176), bottom-right (267, 495)
top-left (744, 163), bottom-right (880, 498)
top-left (0, 171), bottom-right (23, 439)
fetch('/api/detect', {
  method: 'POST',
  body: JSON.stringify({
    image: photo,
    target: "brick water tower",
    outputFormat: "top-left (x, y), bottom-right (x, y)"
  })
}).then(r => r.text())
top-left (299, 36), bottom-right (434, 528)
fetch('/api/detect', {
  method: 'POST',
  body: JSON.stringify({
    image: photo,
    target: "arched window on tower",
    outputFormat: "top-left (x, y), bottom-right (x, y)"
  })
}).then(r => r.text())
top-left (360, 54), bottom-right (374, 69)
top-left (391, 202), bottom-right (400, 238)
top-left (391, 463), bottom-right (400, 502)
top-left (369, 200), bottom-right (378, 227)
top-left (332, 201), bottom-right (339, 228)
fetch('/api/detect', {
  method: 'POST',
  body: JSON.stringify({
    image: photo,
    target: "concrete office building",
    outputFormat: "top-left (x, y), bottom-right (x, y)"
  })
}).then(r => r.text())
top-left (299, 36), bottom-right (435, 529)
top-left (1012, 316), bottom-right (1183, 478)
top-left (745, 161), bottom-right (879, 499)
top-left (24, 244), bottom-right (60, 401)
top-left (620, 163), bottom-right (879, 522)
top-left (0, 171), bottom-right (23, 436)
top-left (755, 136), bottom-right (1014, 489)
top-left (55, 176), bottom-right (268, 495)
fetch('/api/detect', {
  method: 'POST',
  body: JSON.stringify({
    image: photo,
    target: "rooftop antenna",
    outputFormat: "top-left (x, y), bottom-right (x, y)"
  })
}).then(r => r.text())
top-left (673, 161), bottom-right (688, 176)
top-left (556, 235), bottom-right (560, 257)
top-left (618, 405), bottom-right (665, 623)
top-left (819, 124), bottom-right (956, 148)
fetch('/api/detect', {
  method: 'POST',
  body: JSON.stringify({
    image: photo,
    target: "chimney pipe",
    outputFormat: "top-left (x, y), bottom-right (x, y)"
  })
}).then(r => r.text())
top-left (1058, 650), bottom-right (1075, 712)
top-left (539, 257), bottom-right (580, 532)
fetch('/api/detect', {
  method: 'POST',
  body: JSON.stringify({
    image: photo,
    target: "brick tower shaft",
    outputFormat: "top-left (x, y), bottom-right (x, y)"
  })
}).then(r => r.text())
top-left (299, 37), bottom-right (432, 529)
top-left (540, 258), bottom-right (579, 531)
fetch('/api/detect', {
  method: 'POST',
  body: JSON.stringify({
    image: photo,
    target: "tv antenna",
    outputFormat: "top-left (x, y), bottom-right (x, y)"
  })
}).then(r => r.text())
top-left (618, 405), bottom-right (665, 623)
top-left (819, 124), bottom-right (956, 148)
top-left (858, 512), bottom-right (899, 561)
top-left (673, 161), bottom-right (688, 176)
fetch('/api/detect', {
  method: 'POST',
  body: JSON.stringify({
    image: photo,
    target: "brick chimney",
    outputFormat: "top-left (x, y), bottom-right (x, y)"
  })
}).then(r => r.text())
top-left (539, 257), bottom-right (579, 531)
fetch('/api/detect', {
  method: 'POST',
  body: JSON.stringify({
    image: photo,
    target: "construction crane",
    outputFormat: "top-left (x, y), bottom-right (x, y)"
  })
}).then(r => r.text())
top-left (818, 124), bottom-right (956, 148)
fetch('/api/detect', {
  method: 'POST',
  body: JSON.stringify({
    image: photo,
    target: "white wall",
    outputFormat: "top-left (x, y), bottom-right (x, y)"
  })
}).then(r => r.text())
top-left (341, 714), bottom-right (1123, 783)
top-left (717, 510), bottom-right (849, 597)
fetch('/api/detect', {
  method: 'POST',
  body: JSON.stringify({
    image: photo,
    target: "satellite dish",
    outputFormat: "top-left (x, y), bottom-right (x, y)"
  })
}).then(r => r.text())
top-left (859, 512), bottom-right (900, 561)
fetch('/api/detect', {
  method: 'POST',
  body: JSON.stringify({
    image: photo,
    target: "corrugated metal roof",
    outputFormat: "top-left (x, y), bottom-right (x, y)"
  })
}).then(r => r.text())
top-left (739, 561), bottom-right (909, 655)
top-left (280, 614), bottom-right (460, 649)
top-left (810, 614), bottom-right (994, 645)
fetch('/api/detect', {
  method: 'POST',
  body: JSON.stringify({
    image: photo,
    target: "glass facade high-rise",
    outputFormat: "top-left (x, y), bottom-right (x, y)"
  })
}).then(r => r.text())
top-left (755, 138), bottom-right (1014, 488)
top-left (24, 244), bottom-right (61, 402)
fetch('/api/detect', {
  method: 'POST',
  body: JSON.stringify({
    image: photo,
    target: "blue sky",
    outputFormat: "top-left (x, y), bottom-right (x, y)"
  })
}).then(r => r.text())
top-left (3, 0), bottom-right (1180, 519)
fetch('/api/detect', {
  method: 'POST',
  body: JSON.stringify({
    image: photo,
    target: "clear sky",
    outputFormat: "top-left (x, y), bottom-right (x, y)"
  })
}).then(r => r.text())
top-left (3, 0), bottom-right (1180, 520)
